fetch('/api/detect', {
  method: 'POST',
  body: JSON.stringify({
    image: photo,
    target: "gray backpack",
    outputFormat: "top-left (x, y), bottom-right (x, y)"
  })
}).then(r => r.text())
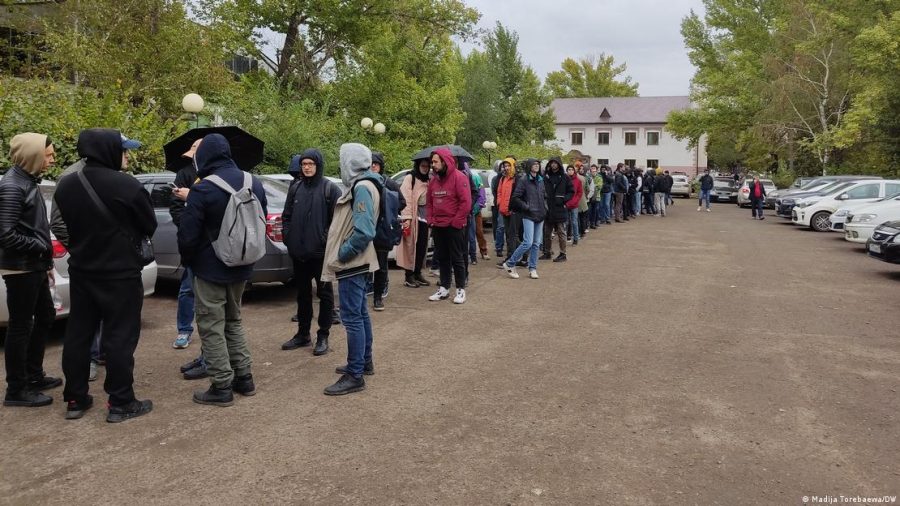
top-left (204, 173), bottom-right (267, 267)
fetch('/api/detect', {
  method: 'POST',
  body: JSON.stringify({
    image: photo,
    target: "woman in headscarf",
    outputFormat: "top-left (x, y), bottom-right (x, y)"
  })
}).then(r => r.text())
top-left (397, 157), bottom-right (432, 287)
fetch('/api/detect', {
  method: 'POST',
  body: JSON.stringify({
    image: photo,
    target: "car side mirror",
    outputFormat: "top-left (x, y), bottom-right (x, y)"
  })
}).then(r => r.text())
top-left (837, 193), bottom-right (849, 200)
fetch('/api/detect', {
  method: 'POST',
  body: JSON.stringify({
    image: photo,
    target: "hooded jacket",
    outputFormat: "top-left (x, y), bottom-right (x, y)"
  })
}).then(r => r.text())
top-left (496, 158), bottom-right (517, 217)
top-left (177, 133), bottom-right (268, 284)
top-left (282, 149), bottom-right (342, 262)
top-left (0, 133), bottom-right (52, 272)
top-left (510, 159), bottom-right (547, 223)
top-left (426, 148), bottom-right (471, 229)
top-left (54, 128), bottom-right (157, 279)
top-left (544, 157), bottom-right (574, 224)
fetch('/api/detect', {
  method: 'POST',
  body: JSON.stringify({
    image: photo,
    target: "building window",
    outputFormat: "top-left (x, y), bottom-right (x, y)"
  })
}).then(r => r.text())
top-left (597, 132), bottom-right (610, 145)
top-left (624, 132), bottom-right (637, 145)
top-left (597, 158), bottom-right (609, 166)
top-left (570, 131), bottom-right (583, 145)
top-left (624, 159), bottom-right (636, 168)
top-left (647, 159), bottom-right (659, 169)
top-left (647, 131), bottom-right (660, 146)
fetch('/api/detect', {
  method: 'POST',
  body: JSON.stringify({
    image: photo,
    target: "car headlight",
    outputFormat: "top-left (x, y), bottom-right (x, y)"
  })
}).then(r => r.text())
top-left (893, 234), bottom-right (900, 243)
top-left (833, 209), bottom-right (848, 217)
top-left (797, 201), bottom-right (813, 208)
top-left (857, 213), bottom-right (878, 223)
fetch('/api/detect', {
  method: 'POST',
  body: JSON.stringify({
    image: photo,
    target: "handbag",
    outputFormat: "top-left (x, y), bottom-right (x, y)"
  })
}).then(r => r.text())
top-left (76, 170), bottom-right (155, 266)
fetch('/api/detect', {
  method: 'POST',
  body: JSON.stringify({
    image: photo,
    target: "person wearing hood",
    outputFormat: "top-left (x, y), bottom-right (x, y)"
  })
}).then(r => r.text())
top-left (502, 159), bottom-right (546, 280)
top-left (54, 128), bottom-right (157, 421)
top-left (426, 148), bottom-right (471, 304)
top-left (540, 157), bottom-right (574, 262)
top-left (369, 152), bottom-right (406, 311)
top-left (613, 163), bottom-right (629, 222)
top-left (281, 149), bottom-right (341, 354)
top-left (177, 134), bottom-right (267, 408)
top-left (462, 162), bottom-right (488, 264)
top-left (494, 157), bottom-right (521, 268)
top-left (599, 165), bottom-right (614, 224)
top-left (565, 166), bottom-right (583, 246)
top-left (322, 143), bottom-right (381, 395)
top-left (397, 157), bottom-right (431, 288)
top-left (489, 159), bottom-right (505, 258)
top-left (0, 133), bottom-right (60, 408)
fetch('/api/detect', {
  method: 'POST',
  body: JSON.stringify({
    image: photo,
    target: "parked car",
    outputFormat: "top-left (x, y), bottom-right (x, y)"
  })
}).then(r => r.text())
top-left (865, 220), bottom-right (900, 264)
top-left (736, 178), bottom-right (777, 208)
top-left (711, 177), bottom-right (737, 202)
top-left (0, 180), bottom-right (157, 327)
top-left (844, 194), bottom-right (900, 244)
top-left (792, 180), bottom-right (900, 231)
top-left (391, 168), bottom-right (494, 226)
top-left (135, 172), bottom-right (293, 284)
top-left (829, 192), bottom-right (900, 232)
top-left (772, 176), bottom-right (883, 216)
top-left (670, 174), bottom-right (691, 198)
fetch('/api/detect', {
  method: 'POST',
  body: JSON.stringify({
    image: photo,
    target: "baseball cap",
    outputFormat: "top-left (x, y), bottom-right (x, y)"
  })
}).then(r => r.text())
top-left (121, 134), bottom-right (142, 150)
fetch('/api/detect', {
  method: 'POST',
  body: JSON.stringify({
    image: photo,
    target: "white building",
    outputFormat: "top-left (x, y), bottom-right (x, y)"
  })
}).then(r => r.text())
top-left (549, 96), bottom-right (707, 175)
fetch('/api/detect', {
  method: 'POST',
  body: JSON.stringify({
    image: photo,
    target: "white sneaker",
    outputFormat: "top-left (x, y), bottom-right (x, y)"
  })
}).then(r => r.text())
top-left (453, 289), bottom-right (466, 304)
top-left (428, 287), bottom-right (450, 301)
top-left (504, 263), bottom-right (519, 279)
top-left (706, 208), bottom-right (711, 213)
top-left (88, 361), bottom-right (98, 382)
top-left (529, 269), bottom-right (539, 279)
top-left (697, 206), bottom-right (702, 212)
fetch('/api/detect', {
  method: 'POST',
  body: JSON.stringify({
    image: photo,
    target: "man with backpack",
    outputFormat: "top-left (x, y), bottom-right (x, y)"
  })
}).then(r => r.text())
top-left (368, 152), bottom-right (405, 312)
top-left (281, 149), bottom-right (342, 354)
top-left (177, 134), bottom-right (268, 407)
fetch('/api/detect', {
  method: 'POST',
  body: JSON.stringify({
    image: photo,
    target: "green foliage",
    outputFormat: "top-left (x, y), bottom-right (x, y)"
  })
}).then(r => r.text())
top-left (544, 55), bottom-right (639, 98)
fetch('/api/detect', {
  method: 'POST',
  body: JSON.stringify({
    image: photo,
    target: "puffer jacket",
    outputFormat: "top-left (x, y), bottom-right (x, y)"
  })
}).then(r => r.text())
top-left (510, 165), bottom-right (547, 223)
top-left (544, 158), bottom-right (574, 224)
top-left (0, 166), bottom-right (52, 272)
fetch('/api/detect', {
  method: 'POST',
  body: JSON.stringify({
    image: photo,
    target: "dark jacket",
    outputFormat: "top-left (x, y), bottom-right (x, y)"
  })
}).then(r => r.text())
top-left (656, 174), bottom-right (674, 193)
top-left (282, 149), bottom-right (341, 262)
top-left (600, 172), bottom-right (613, 193)
top-left (642, 173), bottom-right (655, 193)
top-left (510, 161), bottom-right (547, 223)
top-left (0, 166), bottom-right (52, 272)
top-left (613, 172), bottom-right (629, 193)
top-left (50, 159), bottom-right (86, 247)
top-left (700, 174), bottom-right (715, 191)
top-left (177, 134), bottom-right (268, 285)
top-left (169, 164), bottom-right (198, 228)
top-left (748, 180), bottom-right (767, 201)
top-left (54, 128), bottom-right (157, 279)
top-left (543, 157), bottom-right (574, 224)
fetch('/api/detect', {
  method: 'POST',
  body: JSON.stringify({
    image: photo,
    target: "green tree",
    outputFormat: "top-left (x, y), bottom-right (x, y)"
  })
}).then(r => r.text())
top-left (456, 49), bottom-right (504, 152)
top-left (544, 55), bottom-right (638, 98)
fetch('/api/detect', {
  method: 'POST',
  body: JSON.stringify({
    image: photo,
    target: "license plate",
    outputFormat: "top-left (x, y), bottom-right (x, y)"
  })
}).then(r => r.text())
top-left (869, 243), bottom-right (882, 254)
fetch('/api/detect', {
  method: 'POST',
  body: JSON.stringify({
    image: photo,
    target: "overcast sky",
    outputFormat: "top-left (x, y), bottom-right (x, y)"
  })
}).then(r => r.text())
top-left (458, 0), bottom-right (706, 97)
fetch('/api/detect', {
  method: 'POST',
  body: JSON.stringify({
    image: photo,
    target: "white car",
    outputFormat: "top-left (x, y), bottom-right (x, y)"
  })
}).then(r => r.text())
top-left (736, 178), bottom-right (776, 207)
top-left (829, 193), bottom-right (900, 232)
top-left (844, 194), bottom-right (900, 244)
top-left (670, 174), bottom-right (691, 198)
top-left (792, 180), bottom-right (900, 231)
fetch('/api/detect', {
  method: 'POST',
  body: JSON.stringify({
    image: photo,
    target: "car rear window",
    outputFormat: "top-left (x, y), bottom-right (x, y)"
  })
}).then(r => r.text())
top-left (261, 178), bottom-right (288, 209)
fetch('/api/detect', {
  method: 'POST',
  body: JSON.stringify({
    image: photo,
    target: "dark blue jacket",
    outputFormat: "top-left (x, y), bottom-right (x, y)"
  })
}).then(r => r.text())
top-left (282, 149), bottom-right (341, 261)
top-left (511, 162), bottom-right (547, 223)
top-left (177, 134), bottom-right (268, 284)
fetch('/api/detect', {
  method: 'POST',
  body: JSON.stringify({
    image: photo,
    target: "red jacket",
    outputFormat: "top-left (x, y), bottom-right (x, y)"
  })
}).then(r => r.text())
top-left (426, 148), bottom-right (471, 229)
top-left (565, 174), bottom-right (582, 209)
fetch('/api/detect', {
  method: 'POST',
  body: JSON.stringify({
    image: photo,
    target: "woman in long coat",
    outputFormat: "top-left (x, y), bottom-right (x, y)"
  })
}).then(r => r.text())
top-left (398, 158), bottom-right (432, 287)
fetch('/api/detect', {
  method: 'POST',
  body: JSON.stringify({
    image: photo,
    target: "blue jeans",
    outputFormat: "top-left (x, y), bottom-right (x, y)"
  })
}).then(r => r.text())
top-left (600, 193), bottom-right (612, 222)
top-left (507, 219), bottom-right (543, 270)
top-left (338, 273), bottom-right (373, 378)
top-left (569, 209), bottom-right (580, 241)
top-left (493, 212), bottom-right (505, 254)
top-left (633, 192), bottom-right (641, 214)
top-left (699, 189), bottom-right (711, 209)
top-left (752, 199), bottom-right (764, 218)
top-left (177, 267), bottom-right (195, 334)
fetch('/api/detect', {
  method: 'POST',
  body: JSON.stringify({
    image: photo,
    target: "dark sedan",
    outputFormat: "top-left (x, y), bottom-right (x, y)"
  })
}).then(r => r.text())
top-left (866, 220), bottom-right (900, 264)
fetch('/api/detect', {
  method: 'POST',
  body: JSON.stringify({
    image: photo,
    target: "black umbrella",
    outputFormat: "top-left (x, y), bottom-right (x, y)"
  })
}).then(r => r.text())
top-left (411, 144), bottom-right (475, 162)
top-left (163, 126), bottom-right (264, 172)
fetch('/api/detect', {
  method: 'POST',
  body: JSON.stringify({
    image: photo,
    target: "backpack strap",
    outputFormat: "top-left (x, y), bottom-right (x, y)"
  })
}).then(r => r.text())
top-left (204, 174), bottom-right (236, 195)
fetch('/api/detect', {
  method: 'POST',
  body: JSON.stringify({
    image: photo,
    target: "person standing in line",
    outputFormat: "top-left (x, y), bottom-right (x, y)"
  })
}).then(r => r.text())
top-left (540, 157), bottom-right (574, 262)
top-left (426, 148), bottom-right (471, 304)
top-left (642, 169), bottom-right (656, 215)
top-left (565, 166), bottom-right (583, 245)
top-left (698, 169), bottom-right (714, 212)
top-left (588, 164), bottom-right (601, 229)
top-left (502, 159), bottom-right (546, 280)
top-left (748, 175), bottom-right (767, 220)
top-left (1, 133), bottom-right (60, 408)
top-left (576, 163), bottom-right (590, 236)
top-left (633, 169), bottom-right (643, 216)
top-left (178, 134), bottom-right (267, 407)
top-left (324, 143), bottom-right (382, 394)
top-left (655, 168), bottom-right (673, 217)
top-left (494, 158), bottom-right (519, 268)
top-left (489, 160), bottom-right (505, 258)
top-left (170, 139), bottom-right (201, 351)
top-left (281, 149), bottom-right (341, 353)
top-left (599, 165), bottom-right (613, 225)
top-left (613, 164), bottom-right (629, 222)
top-left (398, 158), bottom-right (431, 288)
top-left (663, 170), bottom-right (675, 205)
top-left (55, 128), bottom-right (157, 421)
top-left (461, 162), bottom-right (485, 265)
top-left (368, 152), bottom-right (405, 311)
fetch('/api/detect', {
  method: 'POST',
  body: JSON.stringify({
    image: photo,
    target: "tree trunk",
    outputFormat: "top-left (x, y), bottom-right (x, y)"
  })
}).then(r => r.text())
top-left (276, 11), bottom-right (302, 83)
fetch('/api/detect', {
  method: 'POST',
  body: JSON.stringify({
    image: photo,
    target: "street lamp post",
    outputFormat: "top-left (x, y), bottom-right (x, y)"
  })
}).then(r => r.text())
top-left (182, 93), bottom-right (204, 128)
top-left (482, 140), bottom-right (497, 168)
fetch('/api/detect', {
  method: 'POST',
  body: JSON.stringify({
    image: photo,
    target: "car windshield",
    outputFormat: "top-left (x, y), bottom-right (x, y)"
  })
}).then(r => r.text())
top-left (821, 182), bottom-right (857, 196)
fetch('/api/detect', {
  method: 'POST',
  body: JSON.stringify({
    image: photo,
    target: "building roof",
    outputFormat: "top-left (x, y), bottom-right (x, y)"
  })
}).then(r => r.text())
top-left (550, 96), bottom-right (693, 125)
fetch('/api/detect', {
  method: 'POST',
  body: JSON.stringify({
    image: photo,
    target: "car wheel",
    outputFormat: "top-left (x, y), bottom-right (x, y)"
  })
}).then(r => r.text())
top-left (811, 211), bottom-right (831, 232)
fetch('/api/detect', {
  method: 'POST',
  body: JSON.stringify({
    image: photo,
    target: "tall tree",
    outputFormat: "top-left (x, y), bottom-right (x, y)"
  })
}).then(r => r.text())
top-left (457, 49), bottom-right (504, 151)
top-left (544, 55), bottom-right (638, 98)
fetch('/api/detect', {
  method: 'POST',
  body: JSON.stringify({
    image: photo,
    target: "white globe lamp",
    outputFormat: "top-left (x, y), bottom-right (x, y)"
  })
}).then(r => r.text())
top-left (182, 93), bottom-right (204, 114)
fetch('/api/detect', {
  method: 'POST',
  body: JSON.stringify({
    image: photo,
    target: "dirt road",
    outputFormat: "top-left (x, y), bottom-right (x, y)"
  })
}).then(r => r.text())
top-left (2, 202), bottom-right (898, 505)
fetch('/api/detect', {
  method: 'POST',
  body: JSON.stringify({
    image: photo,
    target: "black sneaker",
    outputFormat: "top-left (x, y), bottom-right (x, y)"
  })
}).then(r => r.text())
top-left (291, 314), bottom-right (299, 322)
top-left (335, 361), bottom-right (375, 376)
top-left (553, 253), bottom-right (567, 263)
top-left (107, 399), bottom-right (153, 423)
top-left (281, 333), bottom-right (311, 350)
top-left (232, 374), bottom-right (256, 396)
top-left (313, 336), bottom-right (329, 356)
top-left (324, 374), bottom-right (366, 396)
top-left (182, 362), bottom-right (209, 380)
top-left (332, 308), bottom-right (342, 325)
top-left (3, 390), bottom-right (53, 407)
top-left (179, 356), bottom-right (204, 373)
top-left (413, 274), bottom-right (431, 287)
top-left (65, 395), bottom-right (94, 420)
top-left (516, 260), bottom-right (528, 267)
top-left (404, 274), bottom-right (419, 288)
top-left (373, 299), bottom-right (385, 311)
top-left (539, 252), bottom-right (552, 260)
top-left (28, 376), bottom-right (63, 391)
top-left (193, 385), bottom-right (234, 407)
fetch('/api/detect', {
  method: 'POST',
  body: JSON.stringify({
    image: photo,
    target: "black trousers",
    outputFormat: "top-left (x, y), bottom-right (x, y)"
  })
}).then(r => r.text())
top-left (62, 275), bottom-right (143, 406)
top-left (373, 249), bottom-right (389, 302)
top-left (504, 213), bottom-right (522, 261)
top-left (2, 272), bottom-right (54, 394)
top-left (432, 226), bottom-right (467, 290)
top-left (414, 221), bottom-right (429, 275)
top-left (293, 258), bottom-right (333, 338)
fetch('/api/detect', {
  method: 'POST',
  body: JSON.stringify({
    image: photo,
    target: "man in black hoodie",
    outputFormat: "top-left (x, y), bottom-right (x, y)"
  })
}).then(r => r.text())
top-left (280, 149), bottom-right (341, 355)
top-left (613, 164), bottom-right (629, 222)
top-left (540, 157), bottom-right (574, 262)
top-left (55, 128), bottom-right (157, 422)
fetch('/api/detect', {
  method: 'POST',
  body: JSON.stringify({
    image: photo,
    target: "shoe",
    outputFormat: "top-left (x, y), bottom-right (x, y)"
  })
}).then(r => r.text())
top-left (539, 252), bottom-right (552, 260)
top-left (495, 250), bottom-right (503, 258)
top-left (381, 284), bottom-right (389, 300)
top-left (605, 221), bottom-right (611, 225)
top-left (65, 395), bottom-right (93, 420)
top-left (373, 299), bottom-right (385, 311)
top-left (232, 374), bottom-right (256, 396)
top-left (573, 239), bottom-right (579, 246)
top-left (335, 361), bottom-right (375, 376)
top-left (3, 390), bottom-right (53, 407)
top-left (706, 208), bottom-right (711, 213)
top-left (504, 263), bottom-right (519, 279)
top-left (281, 333), bottom-right (311, 350)
top-left (413, 274), bottom-right (431, 287)
top-left (365, 282), bottom-right (374, 296)
top-left (697, 206), bottom-right (702, 211)
top-left (193, 384), bottom-right (234, 407)
top-left (28, 375), bottom-right (62, 391)
top-left (89, 361), bottom-right (98, 382)
top-left (529, 269), bottom-right (539, 279)
top-left (496, 260), bottom-right (506, 269)
top-left (332, 309), bottom-right (341, 325)
top-left (429, 287), bottom-right (450, 301)
top-left (759, 216), bottom-right (765, 220)
top-left (470, 257), bottom-right (478, 265)
top-left (404, 274), bottom-right (419, 288)
top-left (182, 363), bottom-right (209, 380)
top-left (172, 333), bottom-right (191, 349)
top-left (291, 314), bottom-right (299, 323)
top-left (428, 269), bottom-right (439, 277)
top-left (615, 219), bottom-right (622, 223)
top-left (481, 252), bottom-right (491, 260)
top-left (106, 399), bottom-right (153, 423)
top-left (313, 336), bottom-right (330, 356)
top-left (453, 288), bottom-right (466, 304)
top-left (180, 356), bottom-right (204, 373)
top-left (324, 374), bottom-right (366, 396)
top-left (553, 253), bottom-right (567, 263)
